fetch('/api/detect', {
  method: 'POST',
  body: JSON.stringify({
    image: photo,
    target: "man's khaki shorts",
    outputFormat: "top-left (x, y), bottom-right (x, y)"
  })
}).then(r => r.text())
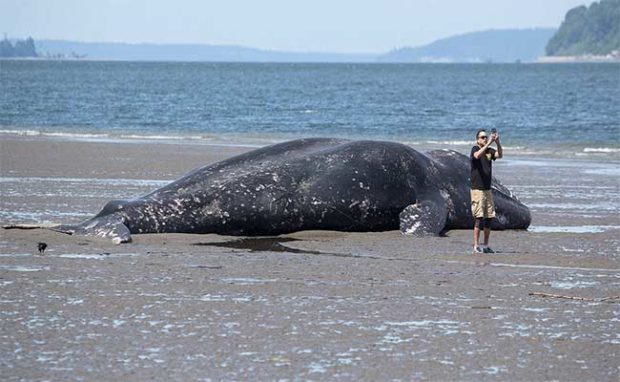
top-left (470, 189), bottom-right (496, 219)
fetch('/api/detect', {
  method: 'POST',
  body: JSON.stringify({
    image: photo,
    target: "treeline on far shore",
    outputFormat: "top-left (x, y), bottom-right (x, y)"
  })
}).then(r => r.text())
top-left (545, 0), bottom-right (619, 56)
top-left (1, 36), bottom-right (37, 57)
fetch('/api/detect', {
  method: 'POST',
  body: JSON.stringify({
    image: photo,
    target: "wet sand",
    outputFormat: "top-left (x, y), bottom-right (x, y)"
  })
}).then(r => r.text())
top-left (1, 135), bottom-right (619, 381)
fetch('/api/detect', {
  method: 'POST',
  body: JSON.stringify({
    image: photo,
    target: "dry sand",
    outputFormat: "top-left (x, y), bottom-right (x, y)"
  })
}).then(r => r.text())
top-left (1, 135), bottom-right (619, 381)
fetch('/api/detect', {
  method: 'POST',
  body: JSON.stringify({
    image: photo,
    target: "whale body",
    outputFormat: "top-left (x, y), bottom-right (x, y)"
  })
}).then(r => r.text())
top-left (42, 138), bottom-right (530, 243)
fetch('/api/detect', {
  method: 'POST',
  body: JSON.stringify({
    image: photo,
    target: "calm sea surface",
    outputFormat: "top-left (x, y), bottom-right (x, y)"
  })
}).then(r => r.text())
top-left (1, 60), bottom-right (619, 153)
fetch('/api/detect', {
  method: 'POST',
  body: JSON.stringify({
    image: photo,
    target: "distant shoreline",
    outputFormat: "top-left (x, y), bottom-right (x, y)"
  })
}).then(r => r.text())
top-left (538, 53), bottom-right (620, 63)
top-left (2, 56), bottom-right (620, 64)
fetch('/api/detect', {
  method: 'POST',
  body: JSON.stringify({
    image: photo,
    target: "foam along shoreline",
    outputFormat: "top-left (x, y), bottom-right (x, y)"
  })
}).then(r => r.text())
top-left (501, 158), bottom-right (620, 177)
top-left (0, 129), bottom-right (265, 148)
top-left (528, 225), bottom-right (620, 234)
top-left (1, 129), bottom-right (618, 159)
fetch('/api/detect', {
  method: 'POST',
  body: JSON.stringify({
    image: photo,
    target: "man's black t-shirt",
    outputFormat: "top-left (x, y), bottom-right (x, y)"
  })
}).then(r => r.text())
top-left (470, 145), bottom-right (496, 190)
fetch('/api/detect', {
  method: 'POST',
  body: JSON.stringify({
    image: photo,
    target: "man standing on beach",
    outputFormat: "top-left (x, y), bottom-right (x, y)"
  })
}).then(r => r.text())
top-left (470, 128), bottom-right (502, 253)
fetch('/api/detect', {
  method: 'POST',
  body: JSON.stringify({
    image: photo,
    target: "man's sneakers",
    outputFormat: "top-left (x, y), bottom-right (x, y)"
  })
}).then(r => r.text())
top-left (473, 245), bottom-right (496, 254)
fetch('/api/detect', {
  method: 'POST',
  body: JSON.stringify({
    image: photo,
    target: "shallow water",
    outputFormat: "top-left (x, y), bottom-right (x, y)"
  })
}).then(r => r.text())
top-left (529, 225), bottom-right (620, 233)
top-left (0, 176), bottom-right (168, 225)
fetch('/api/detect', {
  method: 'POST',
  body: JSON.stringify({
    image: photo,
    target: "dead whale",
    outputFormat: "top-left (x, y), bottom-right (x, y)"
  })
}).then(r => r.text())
top-left (7, 138), bottom-right (531, 243)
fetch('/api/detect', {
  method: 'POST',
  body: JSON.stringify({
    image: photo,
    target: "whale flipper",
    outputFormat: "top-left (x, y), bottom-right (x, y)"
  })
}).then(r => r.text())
top-left (399, 198), bottom-right (448, 236)
top-left (52, 214), bottom-right (132, 244)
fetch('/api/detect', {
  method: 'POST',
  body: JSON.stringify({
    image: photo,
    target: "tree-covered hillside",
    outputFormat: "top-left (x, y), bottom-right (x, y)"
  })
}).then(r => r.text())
top-left (546, 0), bottom-right (620, 56)
top-left (379, 29), bottom-right (555, 63)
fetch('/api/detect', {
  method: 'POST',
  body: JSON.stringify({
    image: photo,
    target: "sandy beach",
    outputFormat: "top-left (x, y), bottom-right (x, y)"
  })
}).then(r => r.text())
top-left (1, 135), bottom-right (619, 381)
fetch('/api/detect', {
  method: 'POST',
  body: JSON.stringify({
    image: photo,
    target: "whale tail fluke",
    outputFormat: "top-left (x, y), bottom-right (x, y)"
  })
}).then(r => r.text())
top-left (491, 187), bottom-right (531, 230)
top-left (51, 213), bottom-right (132, 244)
top-left (3, 214), bottom-right (132, 244)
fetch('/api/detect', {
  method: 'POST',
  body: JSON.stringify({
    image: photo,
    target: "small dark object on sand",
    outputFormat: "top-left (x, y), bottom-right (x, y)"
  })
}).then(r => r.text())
top-left (37, 242), bottom-right (47, 254)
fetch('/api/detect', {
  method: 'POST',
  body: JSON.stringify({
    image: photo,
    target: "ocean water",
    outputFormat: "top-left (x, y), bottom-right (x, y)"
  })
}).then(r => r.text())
top-left (1, 60), bottom-right (619, 154)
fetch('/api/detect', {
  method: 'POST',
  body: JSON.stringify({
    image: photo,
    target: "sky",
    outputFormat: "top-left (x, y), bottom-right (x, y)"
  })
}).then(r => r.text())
top-left (1, 0), bottom-right (594, 53)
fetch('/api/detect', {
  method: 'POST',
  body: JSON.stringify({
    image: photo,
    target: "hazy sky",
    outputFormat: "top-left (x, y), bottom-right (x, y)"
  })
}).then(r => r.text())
top-left (2, 0), bottom-right (593, 53)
